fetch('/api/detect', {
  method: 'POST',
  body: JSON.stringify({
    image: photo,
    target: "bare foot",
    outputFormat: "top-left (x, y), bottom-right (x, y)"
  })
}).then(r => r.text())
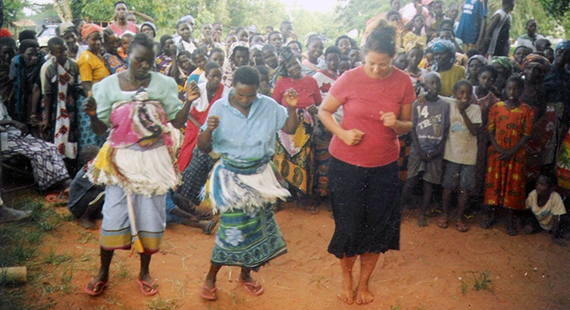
top-left (0, 206), bottom-right (32, 224)
top-left (337, 276), bottom-right (354, 304)
top-left (79, 218), bottom-right (98, 230)
top-left (355, 286), bottom-right (375, 305)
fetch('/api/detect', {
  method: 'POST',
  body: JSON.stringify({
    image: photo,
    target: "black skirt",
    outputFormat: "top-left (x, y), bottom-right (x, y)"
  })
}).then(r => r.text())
top-left (327, 157), bottom-right (401, 259)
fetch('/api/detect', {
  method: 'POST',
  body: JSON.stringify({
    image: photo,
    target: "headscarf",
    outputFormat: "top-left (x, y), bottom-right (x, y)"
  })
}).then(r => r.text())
top-left (467, 54), bottom-right (487, 72)
top-left (430, 39), bottom-right (455, 71)
top-left (59, 22), bottom-right (75, 35)
top-left (491, 56), bottom-right (514, 77)
top-left (555, 40), bottom-right (570, 52)
top-left (81, 23), bottom-right (103, 41)
top-left (140, 21), bottom-right (157, 37)
top-left (521, 54), bottom-right (550, 73)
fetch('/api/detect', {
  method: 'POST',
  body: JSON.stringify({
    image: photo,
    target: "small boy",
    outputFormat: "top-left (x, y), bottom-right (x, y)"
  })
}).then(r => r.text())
top-left (67, 146), bottom-right (104, 230)
top-left (437, 80), bottom-right (481, 232)
top-left (400, 72), bottom-right (450, 227)
top-left (524, 171), bottom-right (569, 246)
top-left (118, 31), bottom-right (134, 61)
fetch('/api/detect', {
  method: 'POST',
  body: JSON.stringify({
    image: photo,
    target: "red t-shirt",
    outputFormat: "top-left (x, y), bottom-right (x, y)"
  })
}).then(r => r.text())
top-left (108, 22), bottom-right (138, 36)
top-left (273, 75), bottom-right (322, 109)
top-left (328, 66), bottom-right (416, 167)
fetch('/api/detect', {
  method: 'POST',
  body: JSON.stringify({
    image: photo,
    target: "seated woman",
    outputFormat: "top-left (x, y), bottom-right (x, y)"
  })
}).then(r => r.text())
top-left (0, 96), bottom-right (70, 192)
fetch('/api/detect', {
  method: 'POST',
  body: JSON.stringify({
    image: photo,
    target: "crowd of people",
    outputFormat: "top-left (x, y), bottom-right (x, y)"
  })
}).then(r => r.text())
top-left (1, 0), bottom-right (570, 305)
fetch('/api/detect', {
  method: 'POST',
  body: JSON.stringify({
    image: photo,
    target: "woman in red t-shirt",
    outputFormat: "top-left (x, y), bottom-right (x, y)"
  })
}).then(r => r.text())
top-left (318, 21), bottom-right (416, 306)
top-left (272, 47), bottom-right (322, 213)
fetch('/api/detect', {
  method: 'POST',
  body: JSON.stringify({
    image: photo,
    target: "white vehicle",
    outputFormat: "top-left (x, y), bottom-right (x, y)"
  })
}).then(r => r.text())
top-left (38, 24), bottom-right (59, 47)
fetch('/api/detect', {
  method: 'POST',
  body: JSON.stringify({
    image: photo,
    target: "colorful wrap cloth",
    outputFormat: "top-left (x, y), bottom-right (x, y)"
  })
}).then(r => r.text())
top-left (202, 156), bottom-right (290, 215)
top-left (88, 90), bottom-right (181, 197)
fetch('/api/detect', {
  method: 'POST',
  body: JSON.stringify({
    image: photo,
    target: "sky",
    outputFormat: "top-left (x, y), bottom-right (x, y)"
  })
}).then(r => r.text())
top-left (279, 0), bottom-right (337, 13)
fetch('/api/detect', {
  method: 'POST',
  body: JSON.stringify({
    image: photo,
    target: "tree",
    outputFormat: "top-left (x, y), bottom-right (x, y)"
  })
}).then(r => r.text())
top-left (53, 0), bottom-right (73, 22)
top-left (3, 0), bottom-right (30, 25)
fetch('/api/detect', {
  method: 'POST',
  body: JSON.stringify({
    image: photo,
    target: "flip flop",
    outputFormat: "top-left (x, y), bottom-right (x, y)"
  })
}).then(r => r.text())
top-left (456, 221), bottom-right (469, 233)
top-left (85, 279), bottom-right (108, 296)
top-left (137, 278), bottom-right (158, 296)
top-left (436, 218), bottom-right (449, 229)
top-left (200, 285), bottom-right (218, 301)
top-left (240, 280), bottom-right (264, 296)
top-left (46, 193), bottom-right (68, 206)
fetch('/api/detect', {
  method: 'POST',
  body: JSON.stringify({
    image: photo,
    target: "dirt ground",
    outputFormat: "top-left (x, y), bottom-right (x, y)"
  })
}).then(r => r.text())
top-left (7, 194), bottom-right (570, 310)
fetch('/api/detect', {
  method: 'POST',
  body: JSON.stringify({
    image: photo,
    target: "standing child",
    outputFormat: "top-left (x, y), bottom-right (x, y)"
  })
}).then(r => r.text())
top-left (176, 20), bottom-right (198, 53)
top-left (187, 47), bottom-right (208, 84)
top-left (400, 72), bottom-right (450, 226)
top-left (405, 45), bottom-right (428, 96)
top-left (437, 80), bottom-right (481, 232)
top-left (156, 35), bottom-right (176, 75)
top-left (209, 47), bottom-right (225, 68)
top-left (482, 76), bottom-right (534, 235)
top-left (41, 37), bottom-right (80, 162)
top-left (523, 170), bottom-right (568, 246)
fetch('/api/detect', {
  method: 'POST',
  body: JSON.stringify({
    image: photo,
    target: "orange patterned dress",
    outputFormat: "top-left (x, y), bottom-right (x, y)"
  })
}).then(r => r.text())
top-left (484, 101), bottom-right (534, 210)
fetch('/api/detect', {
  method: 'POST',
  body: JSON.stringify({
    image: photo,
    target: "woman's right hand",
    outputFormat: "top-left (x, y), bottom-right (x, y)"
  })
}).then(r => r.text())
top-left (83, 96), bottom-right (97, 117)
top-left (340, 128), bottom-right (365, 146)
top-left (206, 115), bottom-right (220, 131)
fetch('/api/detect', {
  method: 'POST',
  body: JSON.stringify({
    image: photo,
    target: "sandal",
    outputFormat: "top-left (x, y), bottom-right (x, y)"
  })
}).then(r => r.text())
top-left (46, 192), bottom-right (68, 206)
top-left (436, 218), bottom-right (449, 229)
top-left (85, 279), bottom-right (108, 296)
top-left (305, 205), bottom-right (319, 215)
top-left (137, 278), bottom-right (158, 296)
top-left (456, 221), bottom-right (469, 233)
top-left (426, 208), bottom-right (442, 217)
top-left (239, 279), bottom-right (264, 296)
top-left (200, 285), bottom-right (217, 301)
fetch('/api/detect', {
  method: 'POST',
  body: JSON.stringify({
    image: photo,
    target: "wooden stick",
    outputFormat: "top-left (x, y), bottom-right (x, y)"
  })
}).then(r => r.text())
top-left (0, 266), bottom-right (27, 283)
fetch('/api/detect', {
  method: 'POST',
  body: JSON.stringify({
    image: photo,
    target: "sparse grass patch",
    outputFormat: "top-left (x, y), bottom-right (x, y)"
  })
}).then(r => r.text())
top-left (147, 298), bottom-right (178, 310)
top-left (0, 199), bottom-right (65, 308)
top-left (459, 269), bottom-right (494, 294)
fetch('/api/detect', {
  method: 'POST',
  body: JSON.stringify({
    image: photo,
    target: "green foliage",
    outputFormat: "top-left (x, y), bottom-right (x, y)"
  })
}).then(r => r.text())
top-left (3, 0), bottom-right (30, 25)
top-left (334, 0), bottom-right (389, 36)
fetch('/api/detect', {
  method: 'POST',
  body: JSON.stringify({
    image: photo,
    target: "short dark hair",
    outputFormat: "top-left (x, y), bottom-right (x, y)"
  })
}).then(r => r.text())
top-left (262, 44), bottom-right (277, 54)
top-left (453, 79), bottom-right (473, 92)
top-left (47, 36), bottom-right (65, 51)
top-left (538, 169), bottom-right (558, 187)
top-left (19, 39), bottom-right (39, 54)
top-left (204, 61), bottom-right (221, 74)
top-left (18, 30), bottom-right (37, 42)
top-left (209, 47), bottom-right (225, 57)
top-left (325, 46), bottom-right (342, 57)
top-left (335, 35), bottom-right (357, 48)
top-left (233, 66), bottom-right (260, 87)
top-left (129, 33), bottom-right (155, 55)
top-left (478, 65), bottom-right (498, 80)
top-left (160, 34), bottom-right (173, 49)
top-left (364, 20), bottom-right (396, 57)
top-left (268, 31), bottom-right (281, 40)
top-left (192, 47), bottom-right (208, 59)
top-left (255, 64), bottom-right (269, 77)
top-left (506, 75), bottom-right (524, 89)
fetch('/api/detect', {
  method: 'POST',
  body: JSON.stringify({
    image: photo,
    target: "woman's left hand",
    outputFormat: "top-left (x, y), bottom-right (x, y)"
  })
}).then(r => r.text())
top-left (186, 81), bottom-right (200, 102)
top-left (380, 111), bottom-right (398, 129)
top-left (284, 88), bottom-right (299, 108)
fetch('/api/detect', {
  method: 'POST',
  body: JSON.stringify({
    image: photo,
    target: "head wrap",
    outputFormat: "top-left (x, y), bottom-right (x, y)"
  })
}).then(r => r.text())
top-left (466, 54), bottom-right (487, 71)
top-left (429, 39), bottom-right (455, 70)
top-left (491, 56), bottom-right (514, 76)
top-left (81, 23), bottom-right (103, 41)
top-left (431, 39), bottom-right (455, 55)
top-left (59, 22), bottom-right (75, 35)
top-left (521, 54), bottom-right (550, 73)
top-left (140, 21), bottom-right (157, 37)
top-left (250, 44), bottom-right (263, 52)
top-left (555, 40), bottom-right (570, 52)
top-left (229, 41), bottom-right (249, 66)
